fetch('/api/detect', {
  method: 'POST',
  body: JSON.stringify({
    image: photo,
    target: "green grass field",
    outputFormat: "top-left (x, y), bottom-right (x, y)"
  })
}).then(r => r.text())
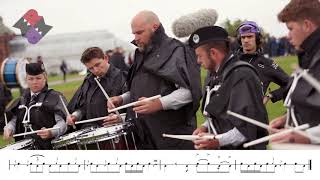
top-left (0, 56), bottom-right (298, 148)
top-left (47, 73), bottom-right (82, 82)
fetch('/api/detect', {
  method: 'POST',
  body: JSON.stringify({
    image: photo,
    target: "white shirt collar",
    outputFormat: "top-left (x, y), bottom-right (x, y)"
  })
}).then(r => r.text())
top-left (30, 91), bottom-right (40, 97)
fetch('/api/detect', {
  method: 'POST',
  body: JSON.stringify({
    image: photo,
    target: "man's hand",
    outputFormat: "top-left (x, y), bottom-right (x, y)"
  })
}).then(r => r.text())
top-left (192, 126), bottom-right (208, 135)
top-left (107, 96), bottom-right (123, 110)
top-left (3, 128), bottom-right (13, 140)
top-left (133, 97), bottom-right (163, 114)
top-left (193, 132), bottom-right (220, 150)
top-left (37, 127), bottom-right (53, 139)
top-left (271, 131), bottom-right (311, 144)
top-left (270, 114), bottom-right (287, 129)
top-left (66, 115), bottom-right (77, 126)
top-left (103, 113), bottom-right (122, 126)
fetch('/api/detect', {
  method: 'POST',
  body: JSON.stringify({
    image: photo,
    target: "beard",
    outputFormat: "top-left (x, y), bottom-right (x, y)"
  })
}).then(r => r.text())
top-left (137, 46), bottom-right (145, 52)
top-left (137, 30), bottom-right (155, 52)
top-left (207, 53), bottom-right (218, 72)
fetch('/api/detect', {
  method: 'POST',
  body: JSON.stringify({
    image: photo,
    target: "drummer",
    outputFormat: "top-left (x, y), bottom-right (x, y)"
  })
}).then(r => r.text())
top-left (3, 63), bottom-right (68, 150)
top-left (270, 0), bottom-right (320, 145)
top-left (67, 47), bottom-right (127, 129)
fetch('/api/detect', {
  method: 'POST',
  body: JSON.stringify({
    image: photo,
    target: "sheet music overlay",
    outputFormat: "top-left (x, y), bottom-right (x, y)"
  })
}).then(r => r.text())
top-left (0, 150), bottom-right (318, 179)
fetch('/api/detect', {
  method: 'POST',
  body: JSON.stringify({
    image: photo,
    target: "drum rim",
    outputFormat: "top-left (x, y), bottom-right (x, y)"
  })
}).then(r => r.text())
top-left (0, 58), bottom-right (8, 87)
top-left (16, 58), bottom-right (29, 89)
top-left (52, 138), bottom-right (79, 148)
top-left (2, 138), bottom-right (35, 150)
top-left (95, 124), bottom-right (126, 134)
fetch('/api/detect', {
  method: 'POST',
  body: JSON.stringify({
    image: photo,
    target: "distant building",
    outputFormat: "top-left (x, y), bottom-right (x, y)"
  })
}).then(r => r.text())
top-left (0, 16), bottom-right (15, 65)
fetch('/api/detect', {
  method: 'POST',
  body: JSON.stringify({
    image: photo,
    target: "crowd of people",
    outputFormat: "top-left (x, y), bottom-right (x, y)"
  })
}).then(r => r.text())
top-left (1, 0), bottom-right (319, 150)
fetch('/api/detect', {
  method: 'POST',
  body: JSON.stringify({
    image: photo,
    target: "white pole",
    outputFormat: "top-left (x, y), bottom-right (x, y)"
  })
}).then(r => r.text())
top-left (243, 124), bottom-right (310, 148)
top-left (94, 77), bottom-right (124, 123)
top-left (75, 113), bottom-right (126, 125)
top-left (227, 111), bottom-right (279, 133)
top-left (296, 67), bottom-right (320, 94)
top-left (59, 95), bottom-right (76, 129)
top-left (4, 113), bottom-right (8, 126)
top-left (162, 134), bottom-right (222, 141)
top-left (13, 127), bottom-right (60, 137)
top-left (108, 95), bottom-right (162, 113)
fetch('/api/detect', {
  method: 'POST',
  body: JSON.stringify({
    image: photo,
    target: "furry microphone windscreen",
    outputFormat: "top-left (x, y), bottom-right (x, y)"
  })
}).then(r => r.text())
top-left (172, 9), bottom-right (218, 38)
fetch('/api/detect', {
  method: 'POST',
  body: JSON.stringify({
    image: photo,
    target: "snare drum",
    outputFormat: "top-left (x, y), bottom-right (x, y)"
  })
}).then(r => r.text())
top-left (0, 57), bottom-right (28, 88)
top-left (51, 127), bottom-right (95, 150)
top-left (1, 139), bottom-right (35, 150)
top-left (77, 123), bottom-right (136, 150)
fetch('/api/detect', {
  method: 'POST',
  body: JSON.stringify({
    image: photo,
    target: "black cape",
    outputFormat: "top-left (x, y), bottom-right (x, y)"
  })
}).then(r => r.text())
top-left (205, 54), bottom-right (268, 150)
top-left (127, 25), bottom-right (202, 149)
top-left (6, 86), bottom-right (67, 149)
top-left (290, 28), bottom-right (320, 127)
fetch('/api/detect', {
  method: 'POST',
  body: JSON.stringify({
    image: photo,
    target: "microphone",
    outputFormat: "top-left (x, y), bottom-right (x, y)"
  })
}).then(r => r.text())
top-left (172, 9), bottom-right (219, 38)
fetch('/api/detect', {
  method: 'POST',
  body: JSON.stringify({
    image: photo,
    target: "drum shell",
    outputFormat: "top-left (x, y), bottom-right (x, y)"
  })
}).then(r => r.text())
top-left (77, 123), bottom-right (136, 150)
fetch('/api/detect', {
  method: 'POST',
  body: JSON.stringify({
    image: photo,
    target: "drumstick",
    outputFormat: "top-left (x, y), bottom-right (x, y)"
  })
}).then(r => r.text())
top-left (13, 127), bottom-right (60, 137)
top-left (94, 77), bottom-right (123, 122)
top-left (59, 95), bottom-right (76, 130)
top-left (162, 134), bottom-right (222, 141)
top-left (75, 113), bottom-right (126, 125)
top-left (243, 124), bottom-right (310, 148)
top-left (108, 95), bottom-right (162, 113)
top-left (227, 110), bottom-right (312, 140)
top-left (4, 112), bottom-right (8, 126)
top-left (227, 111), bottom-right (280, 133)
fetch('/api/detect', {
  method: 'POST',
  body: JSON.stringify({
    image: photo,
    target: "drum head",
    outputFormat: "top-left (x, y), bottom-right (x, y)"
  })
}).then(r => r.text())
top-left (52, 127), bottom-right (94, 148)
top-left (16, 58), bottom-right (29, 89)
top-left (77, 124), bottom-right (127, 144)
top-left (0, 57), bottom-right (29, 89)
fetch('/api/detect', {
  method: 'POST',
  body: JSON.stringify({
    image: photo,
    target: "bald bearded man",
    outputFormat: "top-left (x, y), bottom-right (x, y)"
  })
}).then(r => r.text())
top-left (108, 11), bottom-right (202, 150)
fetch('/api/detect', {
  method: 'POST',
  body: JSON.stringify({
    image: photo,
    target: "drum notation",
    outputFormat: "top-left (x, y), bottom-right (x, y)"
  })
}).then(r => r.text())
top-left (8, 154), bottom-right (312, 174)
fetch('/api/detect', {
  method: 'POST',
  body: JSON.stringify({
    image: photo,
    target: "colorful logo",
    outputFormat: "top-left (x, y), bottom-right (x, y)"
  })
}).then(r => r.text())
top-left (13, 9), bottom-right (52, 44)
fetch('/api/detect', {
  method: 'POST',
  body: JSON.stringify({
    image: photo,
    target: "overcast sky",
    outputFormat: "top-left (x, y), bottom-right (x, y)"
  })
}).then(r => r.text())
top-left (1, 0), bottom-right (291, 42)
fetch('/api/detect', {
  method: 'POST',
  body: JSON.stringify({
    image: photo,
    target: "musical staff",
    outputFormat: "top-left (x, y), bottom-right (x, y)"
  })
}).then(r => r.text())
top-left (7, 154), bottom-right (312, 174)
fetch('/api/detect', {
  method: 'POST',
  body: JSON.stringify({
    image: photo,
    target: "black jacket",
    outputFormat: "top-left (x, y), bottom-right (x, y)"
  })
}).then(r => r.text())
top-left (237, 50), bottom-right (289, 103)
top-left (68, 64), bottom-right (127, 128)
top-left (290, 28), bottom-right (320, 127)
top-left (109, 52), bottom-right (130, 72)
top-left (127, 24), bottom-right (202, 149)
top-left (6, 86), bottom-right (67, 149)
top-left (205, 54), bottom-right (268, 150)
